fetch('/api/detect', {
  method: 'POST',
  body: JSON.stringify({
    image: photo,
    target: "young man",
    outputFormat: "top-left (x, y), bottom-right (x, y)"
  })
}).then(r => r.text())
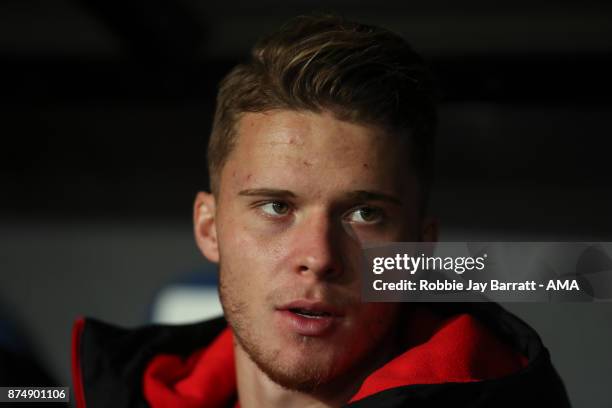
top-left (72, 15), bottom-right (570, 407)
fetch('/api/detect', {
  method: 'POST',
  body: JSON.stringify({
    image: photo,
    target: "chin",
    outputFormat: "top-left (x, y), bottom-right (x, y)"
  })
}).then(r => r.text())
top-left (258, 349), bottom-right (340, 392)
top-left (240, 329), bottom-right (349, 392)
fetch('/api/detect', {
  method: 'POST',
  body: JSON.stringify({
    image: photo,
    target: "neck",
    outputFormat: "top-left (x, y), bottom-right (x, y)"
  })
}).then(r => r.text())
top-left (233, 332), bottom-right (401, 408)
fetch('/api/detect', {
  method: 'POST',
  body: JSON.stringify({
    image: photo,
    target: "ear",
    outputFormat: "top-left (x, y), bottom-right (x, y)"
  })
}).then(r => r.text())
top-left (193, 191), bottom-right (219, 263)
top-left (420, 216), bottom-right (439, 242)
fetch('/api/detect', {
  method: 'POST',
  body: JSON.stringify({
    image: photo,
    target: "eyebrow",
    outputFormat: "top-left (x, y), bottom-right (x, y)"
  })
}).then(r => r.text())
top-left (238, 188), bottom-right (296, 198)
top-left (238, 188), bottom-right (402, 205)
top-left (346, 190), bottom-right (403, 206)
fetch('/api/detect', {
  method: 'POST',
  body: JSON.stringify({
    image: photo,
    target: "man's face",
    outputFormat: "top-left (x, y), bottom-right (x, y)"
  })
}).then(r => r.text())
top-left (197, 110), bottom-right (426, 391)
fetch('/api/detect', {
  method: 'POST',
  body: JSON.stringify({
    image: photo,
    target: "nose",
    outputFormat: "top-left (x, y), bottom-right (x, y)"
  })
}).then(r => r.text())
top-left (292, 210), bottom-right (344, 281)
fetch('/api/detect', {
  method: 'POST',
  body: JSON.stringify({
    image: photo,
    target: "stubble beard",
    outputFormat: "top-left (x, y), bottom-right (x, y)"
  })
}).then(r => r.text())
top-left (219, 274), bottom-right (338, 393)
top-left (217, 263), bottom-right (399, 395)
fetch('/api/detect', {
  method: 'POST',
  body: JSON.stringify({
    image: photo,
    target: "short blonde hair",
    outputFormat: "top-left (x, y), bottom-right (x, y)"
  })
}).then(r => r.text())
top-left (207, 15), bottom-right (436, 203)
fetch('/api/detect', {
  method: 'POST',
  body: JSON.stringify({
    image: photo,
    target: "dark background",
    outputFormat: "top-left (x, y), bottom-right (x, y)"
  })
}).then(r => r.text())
top-left (1, 1), bottom-right (611, 407)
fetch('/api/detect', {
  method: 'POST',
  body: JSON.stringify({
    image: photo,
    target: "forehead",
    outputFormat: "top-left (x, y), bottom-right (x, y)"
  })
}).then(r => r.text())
top-left (220, 110), bottom-right (411, 195)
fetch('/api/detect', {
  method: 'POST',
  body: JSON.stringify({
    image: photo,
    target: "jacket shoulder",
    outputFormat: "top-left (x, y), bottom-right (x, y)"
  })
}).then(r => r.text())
top-left (72, 316), bottom-right (226, 408)
top-left (347, 302), bottom-right (571, 408)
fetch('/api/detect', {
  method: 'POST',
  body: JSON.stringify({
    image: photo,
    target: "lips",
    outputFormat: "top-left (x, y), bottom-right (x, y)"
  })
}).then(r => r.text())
top-left (290, 308), bottom-right (331, 318)
top-left (280, 300), bottom-right (343, 317)
top-left (276, 300), bottom-right (344, 336)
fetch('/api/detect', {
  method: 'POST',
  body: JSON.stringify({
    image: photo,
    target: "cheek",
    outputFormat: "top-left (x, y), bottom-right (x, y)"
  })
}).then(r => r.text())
top-left (216, 214), bottom-right (285, 292)
top-left (218, 201), bottom-right (294, 263)
top-left (358, 304), bottom-right (400, 338)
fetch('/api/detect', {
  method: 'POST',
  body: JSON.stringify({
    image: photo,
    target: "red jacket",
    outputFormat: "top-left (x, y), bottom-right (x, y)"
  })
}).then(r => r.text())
top-left (72, 302), bottom-right (570, 407)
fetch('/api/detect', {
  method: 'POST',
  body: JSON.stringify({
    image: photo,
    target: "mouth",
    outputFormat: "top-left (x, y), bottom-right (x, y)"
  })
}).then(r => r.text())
top-left (276, 300), bottom-right (344, 336)
top-left (288, 308), bottom-right (333, 318)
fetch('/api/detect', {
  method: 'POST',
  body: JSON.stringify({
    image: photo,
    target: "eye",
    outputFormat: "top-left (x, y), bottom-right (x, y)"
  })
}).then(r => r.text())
top-left (259, 201), bottom-right (291, 217)
top-left (346, 207), bottom-right (384, 224)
